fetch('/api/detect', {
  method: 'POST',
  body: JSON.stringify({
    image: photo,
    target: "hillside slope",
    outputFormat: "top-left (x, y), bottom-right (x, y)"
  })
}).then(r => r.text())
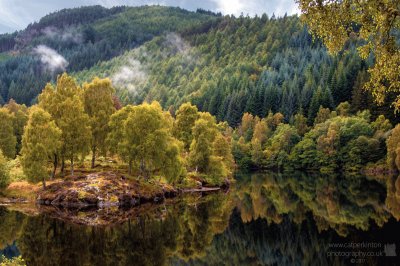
top-left (77, 15), bottom-right (392, 125)
top-left (0, 5), bottom-right (218, 105)
top-left (0, 6), bottom-right (396, 124)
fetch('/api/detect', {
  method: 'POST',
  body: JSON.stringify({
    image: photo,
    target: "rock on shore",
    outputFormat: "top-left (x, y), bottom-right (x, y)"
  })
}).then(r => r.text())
top-left (37, 172), bottom-right (177, 208)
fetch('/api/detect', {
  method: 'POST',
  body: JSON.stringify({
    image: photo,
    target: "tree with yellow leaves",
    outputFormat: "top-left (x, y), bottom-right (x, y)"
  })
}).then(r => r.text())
top-left (173, 102), bottom-right (199, 151)
top-left (83, 77), bottom-right (116, 168)
top-left (20, 106), bottom-right (61, 188)
top-left (0, 108), bottom-right (16, 159)
top-left (297, 0), bottom-right (400, 109)
top-left (0, 150), bottom-right (10, 189)
top-left (108, 102), bottom-right (184, 182)
top-left (38, 73), bottom-right (91, 176)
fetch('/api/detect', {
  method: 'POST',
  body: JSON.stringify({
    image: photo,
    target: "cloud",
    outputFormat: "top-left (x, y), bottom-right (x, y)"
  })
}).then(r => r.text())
top-left (42, 26), bottom-right (82, 43)
top-left (213, 0), bottom-right (244, 15)
top-left (33, 45), bottom-right (68, 73)
top-left (164, 33), bottom-right (191, 55)
top-left (111, 57), bottom-right (147, 94)
top-left (212, 0), bottom-right (299, 16)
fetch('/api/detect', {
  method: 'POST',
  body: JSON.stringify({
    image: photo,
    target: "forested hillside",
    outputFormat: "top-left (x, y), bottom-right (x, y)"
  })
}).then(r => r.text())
top-left (0, 5), bottom-right (217, 105)
top-left (0, 6), bottom-right (397, 126)
top-left (75, 13), bottom-right (399, 126)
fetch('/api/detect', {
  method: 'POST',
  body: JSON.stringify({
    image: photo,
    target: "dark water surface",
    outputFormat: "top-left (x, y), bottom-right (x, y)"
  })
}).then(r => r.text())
top-left (1, 171), bottom-right (399, 265)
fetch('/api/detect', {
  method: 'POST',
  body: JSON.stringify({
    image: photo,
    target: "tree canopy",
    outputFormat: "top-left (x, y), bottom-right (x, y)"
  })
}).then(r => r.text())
top-left (297, 0), bottom-right (400, 110)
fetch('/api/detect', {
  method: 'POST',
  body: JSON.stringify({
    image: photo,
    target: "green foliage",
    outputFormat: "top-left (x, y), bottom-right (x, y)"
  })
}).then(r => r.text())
top-left (234, 106), bottom-right (393, 172)
top-left (3, 99), bottom-right (28, 154)
top-left (0, 150), bottom-right (10, 189)
top-left (83, 77), bottom-right (116, 167)
top-left (293, 112), bottom-right (309, 136)
top-left (387, 124), bottom-right (400, 171)
top-left (343, 136), bottom-right (381, 171)
top-left (75, 14), bottom-right (370, 126)
top-left (108, 101), bottom-right (185, 182)
top-left (232, 137), bottom-right (252, 169)
top-left (173, 102), bottom-right (199, 150)
top-left (297, 0), bottom-right (400, 110)
top-left (0, 108), bottom-right (16, 159)
top-left (189, 113), bottom-right (218, 172)
top-left (264, 124), bottom-right (300, 169)
top-left (336, 101), bottom-right (351, 117)
top-left (20, 106), bottom-right (61, 187)
top-left (0, 6), bottom-right (216, 105)
top-left (39, 73), bottom-right (91, 175)
top-left (290, 115), bottom-right (381, 172)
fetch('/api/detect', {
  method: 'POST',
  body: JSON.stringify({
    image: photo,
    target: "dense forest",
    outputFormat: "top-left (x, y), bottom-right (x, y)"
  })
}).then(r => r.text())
top-left (0, 6), bottom-right (217, 105)
top-left (75, 13), bottom-right (399, 126)
top-left (1, 6), bottom-right (398, 125)
top-left (0, 2), bottom-right (400, 265)
top-left (0, 5), bottom-right (400, 188)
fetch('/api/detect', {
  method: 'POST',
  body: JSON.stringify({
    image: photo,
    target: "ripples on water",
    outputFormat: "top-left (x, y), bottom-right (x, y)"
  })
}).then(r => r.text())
top-left (0, 171), bottom-right (399, 265)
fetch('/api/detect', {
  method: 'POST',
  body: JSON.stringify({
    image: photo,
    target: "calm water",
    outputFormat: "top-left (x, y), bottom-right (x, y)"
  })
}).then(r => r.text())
top-left (1, 171), bottom-right (399, 266)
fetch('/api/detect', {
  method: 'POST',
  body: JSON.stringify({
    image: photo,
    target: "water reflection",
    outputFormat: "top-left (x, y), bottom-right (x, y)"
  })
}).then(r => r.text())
top-left (233, 171), bottom-right (393, 236)
top-left (0, 171), bottom-right (399, 265)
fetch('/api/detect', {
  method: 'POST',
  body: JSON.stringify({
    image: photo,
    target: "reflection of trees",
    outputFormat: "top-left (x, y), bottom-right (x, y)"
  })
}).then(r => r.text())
top-left (171, 193), bottom-right (234, 261)
top-left (233, 171), bottom-right (392, 236)
top-left (172, 211), bottom-right (338, 266)
top-left (233, 172), bottom-right (304, 225)
top-left (172, 171), bottom-right (398, 265)
top-left (0, 208), bottom-right (26, 250)
top-left (386, 175), bottom-right (400, 220)
top-left (2, 193), bottom-right (233, 265)
top-left (1, 170), bottom-right (398, 264)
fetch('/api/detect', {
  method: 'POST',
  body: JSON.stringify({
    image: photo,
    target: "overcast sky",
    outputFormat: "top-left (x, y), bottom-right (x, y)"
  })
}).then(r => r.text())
top-left (0, 0), bottom-right (299, 34)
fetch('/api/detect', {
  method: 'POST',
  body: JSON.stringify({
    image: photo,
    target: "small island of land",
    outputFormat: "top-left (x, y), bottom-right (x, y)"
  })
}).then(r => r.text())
top-left (0, 76), bottom-right (234, 211)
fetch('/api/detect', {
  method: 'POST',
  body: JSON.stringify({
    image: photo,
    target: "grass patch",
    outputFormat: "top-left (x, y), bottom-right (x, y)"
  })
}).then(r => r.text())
top-left (2, 181), bottom-right (40, 201)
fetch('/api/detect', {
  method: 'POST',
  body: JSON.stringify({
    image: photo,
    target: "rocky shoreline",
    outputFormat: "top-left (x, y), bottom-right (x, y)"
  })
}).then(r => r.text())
top-left (36, 171), bottom-right (226, 208)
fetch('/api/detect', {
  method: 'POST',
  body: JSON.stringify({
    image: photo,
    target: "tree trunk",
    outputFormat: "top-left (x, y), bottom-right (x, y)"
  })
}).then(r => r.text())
top-left (128, 159), bottom-right (133, 175)
top-left (61, 157), bottom-right (65, 177)
top-left (140, 159), bottom-right (145, 177)
top-left (51, 154), bottom-right (58, 180)
top-left (71, 157), bottom-right (74, 176)
top-left (91, 145), bottom-right (96, 169)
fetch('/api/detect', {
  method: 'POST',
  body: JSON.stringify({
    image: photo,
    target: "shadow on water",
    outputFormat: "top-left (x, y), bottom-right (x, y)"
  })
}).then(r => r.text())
top-left (1, 170), bottom-right (400, 265)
